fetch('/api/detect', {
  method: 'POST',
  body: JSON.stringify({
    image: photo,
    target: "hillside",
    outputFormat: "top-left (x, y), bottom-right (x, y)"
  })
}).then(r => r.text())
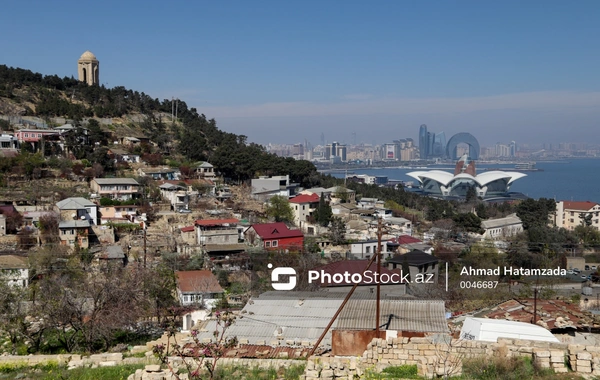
top-left (0, 64), bottom-right (320, 186)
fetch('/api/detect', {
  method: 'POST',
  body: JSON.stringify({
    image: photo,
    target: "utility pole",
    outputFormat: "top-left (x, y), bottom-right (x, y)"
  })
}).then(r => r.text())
top-left (376, 217), bottom-right (383, 334)
top-left (143, 225), bottom-right (147, 268)
top-left (532, 287), bottom-right (538, 325)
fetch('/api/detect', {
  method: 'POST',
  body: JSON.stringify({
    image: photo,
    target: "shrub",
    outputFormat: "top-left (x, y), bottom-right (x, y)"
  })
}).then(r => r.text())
top-left (462, 356), bottom-right (554, 380)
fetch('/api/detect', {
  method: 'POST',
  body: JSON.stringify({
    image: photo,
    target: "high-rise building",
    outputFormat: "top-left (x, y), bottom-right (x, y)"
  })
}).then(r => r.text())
top-left (509, 141), bottom-right (517, 157)
top-left (419, 125), bottom-right (428, 159)
top-left (324, 141), bottom-right (347, 162)
top-left (336, 145), bottom-right (347, 162)
top-left (418, 125), bottom-right (446, 159)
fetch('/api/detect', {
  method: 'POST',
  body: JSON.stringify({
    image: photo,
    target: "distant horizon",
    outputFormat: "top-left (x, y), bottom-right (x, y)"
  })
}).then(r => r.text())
top-left (2, 1), bottom-right (599, 147)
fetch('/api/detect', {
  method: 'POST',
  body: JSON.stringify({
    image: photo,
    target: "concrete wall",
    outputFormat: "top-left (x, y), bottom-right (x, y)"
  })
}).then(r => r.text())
top-left (302, 336), bottom-right (600, 379)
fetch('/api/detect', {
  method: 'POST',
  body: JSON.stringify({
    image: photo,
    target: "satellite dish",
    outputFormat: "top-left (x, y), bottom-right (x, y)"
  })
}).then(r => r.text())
top-left (71, 213), bottom-right (76, 219)
top-left (80, 216), bottom-right (86, 220)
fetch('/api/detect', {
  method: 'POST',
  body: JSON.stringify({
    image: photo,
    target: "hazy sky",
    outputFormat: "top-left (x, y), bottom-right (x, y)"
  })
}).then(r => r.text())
top-left (2, 0), bottom-right (600, 146)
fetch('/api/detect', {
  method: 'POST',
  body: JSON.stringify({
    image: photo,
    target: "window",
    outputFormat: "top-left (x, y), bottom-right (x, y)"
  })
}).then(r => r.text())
top-left (265, 241), bottom-right (271, 247)
top-left (38, 134), bottom-right (42, 137)
top-left (570, 212), bottom-right (574, 216)
top-left (302, 205), bottom-right (305, 211)
top-left (272, 240), bottom-right (278, 247)
top-left (24, 133), bottom-right (29, 138)
top-left (570, 219), bottom-right (574, 223)
top-left (366, 246), bottom-right (371, 254)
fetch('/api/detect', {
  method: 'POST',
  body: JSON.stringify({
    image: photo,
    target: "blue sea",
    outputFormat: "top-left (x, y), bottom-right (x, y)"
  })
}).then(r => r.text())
top-left (326, 159), bottom-right (600, 203)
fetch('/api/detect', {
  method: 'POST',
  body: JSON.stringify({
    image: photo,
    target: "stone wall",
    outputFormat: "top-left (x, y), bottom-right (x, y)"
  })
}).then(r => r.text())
top-left (127, 358), bottom-right (305, 380)
top-left (0, 352), bottom-right (154, 369)
top-left (301, 336), bottom-right (600, 379)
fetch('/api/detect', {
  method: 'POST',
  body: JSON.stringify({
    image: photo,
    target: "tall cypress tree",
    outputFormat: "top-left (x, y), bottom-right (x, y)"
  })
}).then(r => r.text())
top-left (315, 193), bottom-right (332, 227)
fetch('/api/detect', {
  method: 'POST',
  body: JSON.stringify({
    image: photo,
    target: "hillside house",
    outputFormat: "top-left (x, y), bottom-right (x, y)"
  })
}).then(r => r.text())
top-left (552, 201), bottom-right (600, 231)
top-left (195, 218), bottom-right (239, 246)
top-left (98, 205), bottom-right (138, 224)
top-left (387, 250), bottom-right (440, 283)
top-left (0, 134), bottom-right (18, 149)
top-left (480, 214), bottom-right (523, 240)
top-left (289, 193), bottom-right (320, 231)
top-left (59, 220), bottom-right (90, 249)
top-left (245, 222), bottom-right (304, 251)
top-left (107, 147), bottom-right (140, 164)
top-left (0, 255), bottom-right (29, 287)
top-left (195, 162), bottom-right (216, 179)
top-left (175, 270), bottom-right (224, 309)
top-left (90, 178), bottom-right (140, 200)
top-left (251, 175), bottom-right (299, 200)
top-left (55, 197), bottom-right (98, 225)
top-left (138, 167), bottom-right (180, 180)
top-left (350, 239), bottom-right (393, 260)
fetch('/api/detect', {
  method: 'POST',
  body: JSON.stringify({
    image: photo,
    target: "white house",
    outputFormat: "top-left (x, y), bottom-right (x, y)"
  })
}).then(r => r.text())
top-left (175, 270), bottom-right (224, 309)
top-left (0, 255), bottom-right (29, 287)
top-left (552, 200), bottom-right (600, 231)
top-left (480, 214), bottom-right (523, 240)
top-left (350, 239), bottom-right (393, 259)
top-left (251, 175), bottom-right (299, 200)
top-left (289, 193), bottom-right (320, 230)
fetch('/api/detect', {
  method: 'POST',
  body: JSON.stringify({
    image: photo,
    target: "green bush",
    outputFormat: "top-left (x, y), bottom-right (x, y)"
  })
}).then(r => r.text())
top-left (381, 365), bottom-right (418, 377)
top-left (364, 364), bottom-right (420, 379)
top-left (461, 356), bottom-right (555, 380)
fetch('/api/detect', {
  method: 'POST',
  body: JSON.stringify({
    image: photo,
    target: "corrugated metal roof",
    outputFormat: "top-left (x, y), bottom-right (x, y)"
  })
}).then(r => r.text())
top-left (92, 178), bottom-right (140, 185)
top-left (336, 299), bottom-right (448, 333)
top-left (191, 292), bottom-right (447, 348)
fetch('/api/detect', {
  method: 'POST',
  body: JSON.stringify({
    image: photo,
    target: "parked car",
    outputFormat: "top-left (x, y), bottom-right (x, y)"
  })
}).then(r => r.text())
top-left (585, 265), bottom-right (590, 271)
top-left (567, 270), bottom-right (574, 275)
top-left (178, 208), bottom-right (192, 214)
top-left (592, 265), bottom-right (598, 270)
top-left (573, 268), bottom-right (581, 274)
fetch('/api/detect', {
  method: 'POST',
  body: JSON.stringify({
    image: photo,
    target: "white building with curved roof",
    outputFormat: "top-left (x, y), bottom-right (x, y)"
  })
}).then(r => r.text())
top-left (407, 155), bottom-right (526, 200)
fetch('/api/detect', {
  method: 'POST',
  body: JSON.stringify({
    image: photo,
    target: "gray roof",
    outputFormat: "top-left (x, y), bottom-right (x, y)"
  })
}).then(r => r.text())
top-left (326, 186), bottom-right (355, 194)
top-left (481, 214), bottom-right (522, 230)
top-left (336, 299), bottom-right (447, 333)
top-left (198, 162), bottom-right (213, 168)
top-left (302, 187), bottom-right (327, 196)
top-left (159, 183), bottom-right (185, 190)
top-left (59, 220), bottom-right (91, 229)
top-left (192, 291), bottom-right (447, 348)
top-left (384, 217), bottom-right (411, 225)
top-left (55, 197), bottom-right (96, 210)
top-left (98, 245), bottom-right (125, 260)
top-left (92, 178), bottom-right (140, 185)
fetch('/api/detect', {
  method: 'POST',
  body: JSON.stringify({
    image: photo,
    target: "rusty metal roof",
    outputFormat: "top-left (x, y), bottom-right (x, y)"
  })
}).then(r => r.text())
top-left (479, 298), bottom-right (600, 330)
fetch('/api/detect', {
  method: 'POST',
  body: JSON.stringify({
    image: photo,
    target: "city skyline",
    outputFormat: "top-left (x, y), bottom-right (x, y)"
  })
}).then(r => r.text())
top-left (1, 1), bottom-right (600, 145)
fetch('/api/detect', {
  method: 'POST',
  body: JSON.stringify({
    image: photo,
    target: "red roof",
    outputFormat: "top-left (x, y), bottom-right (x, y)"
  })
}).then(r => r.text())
top-left (194, 218), bottom-right (239, 226)
top-left (390, 235), bottom-right (422, 245)
top-left (561, 201), bottom-right (598, 211)
top-left (180, 226), bottom-right (195, 232)
top-left (289, 193), bottom-right (320, 204)
top-left (312, 260), bottom-right (403, 286)
top-left (250, 222), bottom-right (303, 239)
top-left (175, 270), bottom-right (223, 293)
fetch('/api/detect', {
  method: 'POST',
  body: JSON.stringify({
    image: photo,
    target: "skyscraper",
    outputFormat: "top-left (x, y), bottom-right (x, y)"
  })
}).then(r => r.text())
top-left (419, 124), bottom-right (429, 159)
top-left (419, 125), bottom-right (446, 159)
